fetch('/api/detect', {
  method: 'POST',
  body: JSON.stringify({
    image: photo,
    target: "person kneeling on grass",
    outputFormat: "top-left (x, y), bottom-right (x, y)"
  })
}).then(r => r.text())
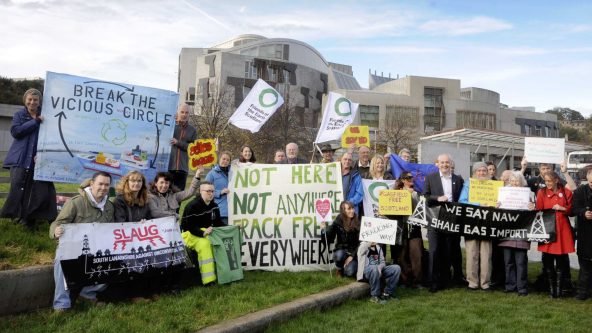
top-left (320, 201), bottom-right (360, 278)
top-left (181, 181), bottom-right (224, 285)
top-left (357, 241), bottom-right (401, 304)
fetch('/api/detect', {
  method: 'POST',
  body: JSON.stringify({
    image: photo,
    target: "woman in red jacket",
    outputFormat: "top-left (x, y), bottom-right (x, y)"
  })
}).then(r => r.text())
top-left (536, 171), bottom-right (575, 298)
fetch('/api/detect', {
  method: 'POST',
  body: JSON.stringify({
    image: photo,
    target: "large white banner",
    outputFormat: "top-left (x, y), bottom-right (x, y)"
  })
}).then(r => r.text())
top-left (362, 179), bottom-right (396, 218)
top-left (228, 163), bottom-right (344, 271)
top-left (56, 217), bottom-right (189, 288)
top-left (524, 137), bottom-right (565, 164)
top-left (229, 79), bottom-right (284, 133)
top-left (314, 92), bottom-right (359, 144)
top-left (35, 72), bottom-right (179, 184)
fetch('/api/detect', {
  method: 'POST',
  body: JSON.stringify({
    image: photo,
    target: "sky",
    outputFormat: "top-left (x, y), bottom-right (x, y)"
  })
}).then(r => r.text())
top-left (1, 0), bottom-right (591, 115)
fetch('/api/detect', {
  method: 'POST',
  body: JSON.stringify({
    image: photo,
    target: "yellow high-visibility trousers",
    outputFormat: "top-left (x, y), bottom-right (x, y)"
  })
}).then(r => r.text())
top-left (182, 231), bottom-right (216, 284)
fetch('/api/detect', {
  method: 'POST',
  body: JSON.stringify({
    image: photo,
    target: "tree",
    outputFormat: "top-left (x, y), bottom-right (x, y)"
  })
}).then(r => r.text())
top-left (378, 111), bottom-right (419, 155)
top-left (0, 76), bottom-right (44, 105)
top-left (559, 126), bottom-right (584, 142)
top-left (545, 107), bottom-right (585, 121)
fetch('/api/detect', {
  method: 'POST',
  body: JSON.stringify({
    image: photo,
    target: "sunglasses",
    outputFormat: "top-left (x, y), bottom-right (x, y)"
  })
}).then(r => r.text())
top-left (401, 176), bottom-right (413, 180)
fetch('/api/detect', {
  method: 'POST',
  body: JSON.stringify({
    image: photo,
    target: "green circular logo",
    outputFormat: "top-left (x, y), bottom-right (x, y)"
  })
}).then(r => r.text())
top-left (368, 182), bottom-right (389, 202)
top-left (334, 97), bottom-right (352, 116)
top-left (259, 88), bottom-right (279, 107)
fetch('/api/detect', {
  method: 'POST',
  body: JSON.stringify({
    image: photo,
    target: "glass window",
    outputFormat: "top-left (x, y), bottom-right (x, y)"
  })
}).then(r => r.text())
top-left (424, 87), bottom-right (444, 132)
top-left (456, 110), bottom-right (496, 130)
top-left (385, 105), bottom-right (419, 128)
top-left (360, 105), bottom-right (379, 128)
top-left (244, 61), bottom-right (257, 79)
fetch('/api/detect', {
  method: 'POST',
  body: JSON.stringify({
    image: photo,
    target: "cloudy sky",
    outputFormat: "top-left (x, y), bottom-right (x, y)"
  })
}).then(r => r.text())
top-left (2, 0), bottom-right (591, 114)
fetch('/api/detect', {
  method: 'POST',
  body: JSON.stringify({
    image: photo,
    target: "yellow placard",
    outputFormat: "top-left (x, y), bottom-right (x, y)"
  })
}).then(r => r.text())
top-left (378, 190), bottom-right (412, 215)
top-left (188, 139), bottom-right (217, 170)
top-left (341, 125), bottom-right (370, 148)
top-left (468, 178), bottom-right (504, 207)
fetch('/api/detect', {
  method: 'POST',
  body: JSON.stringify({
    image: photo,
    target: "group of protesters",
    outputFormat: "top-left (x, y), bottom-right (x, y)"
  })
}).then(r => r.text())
top-left (2, 94), bottom-right (592, 310)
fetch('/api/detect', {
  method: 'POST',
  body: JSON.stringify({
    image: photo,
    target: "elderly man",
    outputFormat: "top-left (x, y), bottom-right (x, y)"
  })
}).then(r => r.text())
top-left (168, 104), bottom-right (198, 190)
top-left (50, 171), bottom-right (115, 312)
top-left (285, 142), bottom-right (307, 164)
top-left (273, 149), bottom-right (286, 164)
top-left (353, 146), bottom-right (371, 179)
top-left (398, 148), bottom-right (411, 162)
top-left (423, 153), bottom-right (464, 292)
top-left (319, 144), bottom-right (337, 163)
top-left (340, 153), bottom-right (364, 214)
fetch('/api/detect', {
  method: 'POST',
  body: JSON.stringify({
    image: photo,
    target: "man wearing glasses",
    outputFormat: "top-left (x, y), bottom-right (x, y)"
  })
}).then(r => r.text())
top-left (181, 181), bottom-right (224, 285)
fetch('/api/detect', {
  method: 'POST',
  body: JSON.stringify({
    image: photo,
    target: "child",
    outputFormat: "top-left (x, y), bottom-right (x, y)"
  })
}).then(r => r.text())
top-left (357, 241), bottom-right (401, 304)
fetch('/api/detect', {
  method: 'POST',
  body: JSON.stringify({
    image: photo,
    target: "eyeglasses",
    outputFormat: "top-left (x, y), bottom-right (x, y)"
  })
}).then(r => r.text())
top-left (201, 190), bottom-right (214, 193)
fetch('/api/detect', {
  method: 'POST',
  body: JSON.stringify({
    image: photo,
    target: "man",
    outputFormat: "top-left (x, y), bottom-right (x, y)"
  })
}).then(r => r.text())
top-left (319, 144), bottom-right (337, 163)
top-left (572, 167), bottom-right (592, 300)
top-left (527, 162), bottom-right (554, 194)
top-left (168, 104), bottom-right (198, 190)
top-left (273, 149), bottom-right (286, 164)
top-left (49, 171), bottom-right (115, 312)
top-left (398, 148), bottom-right (411, 162)
top-left (181, 181), bottom-right (224, 285)
top-left (423, 153), bottom-right (464, 292)
top-left (353, 146), bottom-right (371, 179)
top-left (340, 153), bottom-right (364, 214)
top-left (285, 142), bottom-right (307, 164)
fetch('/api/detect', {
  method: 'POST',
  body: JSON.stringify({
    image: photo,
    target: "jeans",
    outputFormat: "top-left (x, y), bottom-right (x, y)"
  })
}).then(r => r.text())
top-left (363, 264), bottom-right (401, 296)
top-left (333, 249), bottom-right (357, 277)
top-left (503, 247), bottom-right (528, 293)
top-left (53, 259), bottom-right (107, 309)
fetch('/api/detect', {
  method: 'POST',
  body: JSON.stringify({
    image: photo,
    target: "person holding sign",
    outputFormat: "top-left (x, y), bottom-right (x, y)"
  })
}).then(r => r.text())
top-left (356, 241), bottom-right (401, 304)
top-left (1, 88), bottom-right (57, 229)
top-left (181, 181), bottom-right (224, 285)
top-left (148, 170), bottom-right (201, 220)
top-left (320, 201), bottom-right (361, 278)
top-left (536, 171), bottom-right (575, 298)
top-left (113, 171), bottom-right (151, 223)
top-left (205, 151), bottom-right (232, 225)
top-left (459, 162), bottom-right (494, 291)
top-left (168, 104), bottom-right (198, 191)
top-left (497, 171), bottom-right (534, 296)
top-left (49, 172), bottom-right (114, 312)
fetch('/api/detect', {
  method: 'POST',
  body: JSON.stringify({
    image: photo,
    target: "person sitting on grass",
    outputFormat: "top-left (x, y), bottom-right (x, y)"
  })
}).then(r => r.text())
top-left (320, 201), bottom-right (360, 278)
top-left (357, 241), bottom-right (401, 304)
top-left (181, 181), bottom-right (224, 285)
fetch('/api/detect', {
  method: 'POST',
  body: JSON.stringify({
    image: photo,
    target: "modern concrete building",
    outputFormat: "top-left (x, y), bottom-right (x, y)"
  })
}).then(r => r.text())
top-left (178, 34), bottom-right (331, 128)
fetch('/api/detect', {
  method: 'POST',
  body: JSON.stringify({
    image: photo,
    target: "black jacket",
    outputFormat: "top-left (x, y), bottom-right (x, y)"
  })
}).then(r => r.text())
top-left (181, 196), bottom-right (223, 237)
top-left (322, 215), bottom-right (360, 257)
top-left (113, 195), bottom-right (151, 222)
top-left (423, 172), bottom-right (464, 205)
top-left (572, 184), bottom-right (592, 259)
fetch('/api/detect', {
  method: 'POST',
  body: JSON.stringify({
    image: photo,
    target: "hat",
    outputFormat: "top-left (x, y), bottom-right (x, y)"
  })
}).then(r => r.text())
top-left (319, 144), bottom-right (337, 152)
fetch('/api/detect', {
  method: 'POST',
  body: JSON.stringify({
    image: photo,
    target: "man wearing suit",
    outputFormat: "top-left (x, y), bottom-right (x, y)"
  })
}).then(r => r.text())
top-left (423, 153), bottom-right (464, 292)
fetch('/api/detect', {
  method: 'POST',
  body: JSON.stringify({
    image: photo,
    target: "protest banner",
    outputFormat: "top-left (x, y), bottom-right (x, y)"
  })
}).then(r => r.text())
top-left (379, 190), bottom-right (412, 215)
top-left (228, 79), bottom-right (284, 133)
top-left (314, 92), bottom-right (359, 144)
top-left (468, 178), bottom-right (504, 207)
top-left (408, 198), bottom-right (556, 242)
top-left (34, 72), bottom-right (178, 184)
top-left (341, 125), bottom-right (370, 148)
top-left (359, 216), bottom-right (398, 245)
top-left (228, 162), bottom-right (343, 271)
top-left (188, 139), bottom-right (217, 169)
top-left (362, 179), bottom-right (396, 218)
top-left (524, 137), bottom-right (565, 164)
top-left (56, 217), bottom-right (189, 289)
top-left (389, 154), bottom-right (438, 193)
top-left (498, 187), bottom-right (532, 210)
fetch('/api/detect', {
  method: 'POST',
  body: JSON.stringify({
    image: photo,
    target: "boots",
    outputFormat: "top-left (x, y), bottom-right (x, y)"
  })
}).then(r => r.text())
top-left (547, 268), bottom-right (557, 299)
top-left (556, 270), bottom-right (563, 298)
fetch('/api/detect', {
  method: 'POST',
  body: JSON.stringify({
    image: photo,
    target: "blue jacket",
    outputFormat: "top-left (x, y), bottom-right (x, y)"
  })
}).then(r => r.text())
top-left (344, 170), bottom-right (364, 214)
top-left (3, 107), bottom-right (41, 169)
top-left (459, 179), bottom-right (480, 206)
top-left (205, 164), bottom-right (230, 217)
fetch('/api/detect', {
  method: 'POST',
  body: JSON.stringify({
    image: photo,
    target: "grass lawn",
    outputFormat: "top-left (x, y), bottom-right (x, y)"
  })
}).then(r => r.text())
top-left (0, 270), bottom-right (350, 333)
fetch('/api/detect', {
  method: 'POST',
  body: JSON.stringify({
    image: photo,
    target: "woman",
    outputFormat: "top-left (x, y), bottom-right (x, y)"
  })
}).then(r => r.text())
top-left (498, 171), bottom-right (534, 296)
top-left (369, 155), bottom-right (393, 180)
top-left (536, 171), bottom-right (575, 298)
top-left (148, 170), bottom-right (201, 219)
top-left (205, 152), bottom-right (231, 224)
top-left (321, 201), bottom-right (360, 278)
top-left (237, 145), bottom-right (256, 164)
top-left (1, 88), bottom-right (57, 228)
top-left (113, 171), bottom-right (151, 223)
top-left (459, 161), bottom-right (493, 290)
top-left (394, 171), bottom-right (423, 288)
